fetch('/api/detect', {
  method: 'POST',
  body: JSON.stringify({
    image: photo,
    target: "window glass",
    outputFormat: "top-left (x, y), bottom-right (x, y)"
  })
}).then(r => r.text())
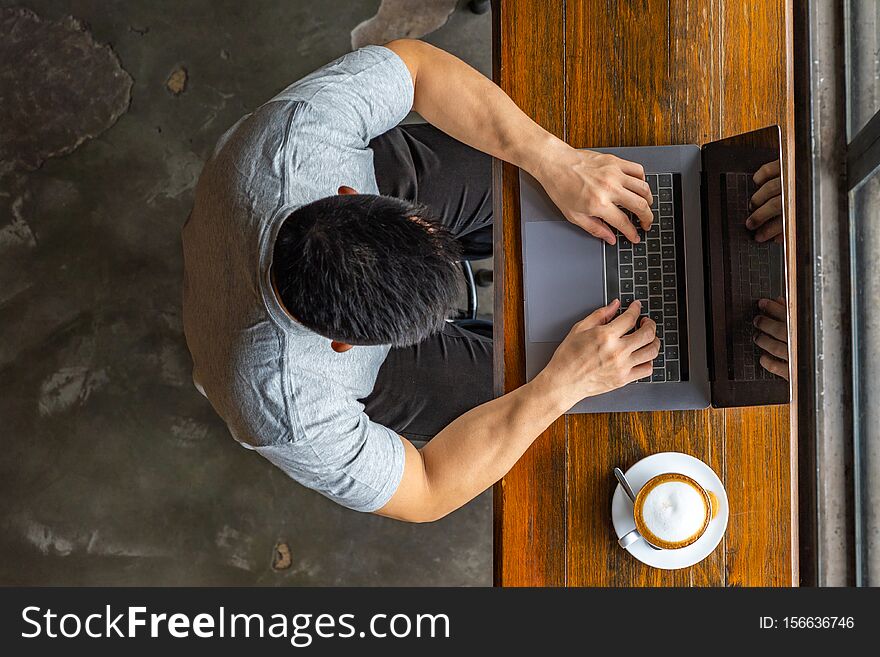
top-left (846, 0), bottom-right (880, 138)
top-left (851, 168), bottom-right (880, 585)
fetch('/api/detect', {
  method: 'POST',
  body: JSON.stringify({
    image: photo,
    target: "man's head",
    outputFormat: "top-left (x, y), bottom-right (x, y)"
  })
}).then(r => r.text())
top-left (272, 187), bottom-right (461, 350)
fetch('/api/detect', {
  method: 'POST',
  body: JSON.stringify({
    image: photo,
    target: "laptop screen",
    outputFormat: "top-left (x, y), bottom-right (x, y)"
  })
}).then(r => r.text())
top-left (702, 126), bottom-right (791, 407)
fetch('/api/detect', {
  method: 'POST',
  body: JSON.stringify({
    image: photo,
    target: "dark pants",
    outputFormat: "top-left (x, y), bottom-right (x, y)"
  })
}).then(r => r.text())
top-left (360, 124), bottom-right (494, 442)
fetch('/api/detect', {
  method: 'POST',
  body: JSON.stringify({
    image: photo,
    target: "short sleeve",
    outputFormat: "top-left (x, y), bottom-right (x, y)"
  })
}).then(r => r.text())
top-left (251, 415), bottom-right (405, 513)
top-left (267, 45), bottom-right (414, 149)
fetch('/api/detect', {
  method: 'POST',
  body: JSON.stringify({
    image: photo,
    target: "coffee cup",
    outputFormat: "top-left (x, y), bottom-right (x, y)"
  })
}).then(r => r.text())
top-left (632, 472), bottom-right (717, 550)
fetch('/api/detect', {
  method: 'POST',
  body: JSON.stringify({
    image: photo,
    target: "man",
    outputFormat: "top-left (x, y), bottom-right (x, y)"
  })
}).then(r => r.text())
top-left (182, 40), bottom-right (660, 522)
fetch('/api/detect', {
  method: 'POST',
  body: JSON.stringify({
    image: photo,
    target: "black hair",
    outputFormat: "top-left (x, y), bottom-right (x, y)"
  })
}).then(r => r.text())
top-left (272, 194), bottom-right (461, 347)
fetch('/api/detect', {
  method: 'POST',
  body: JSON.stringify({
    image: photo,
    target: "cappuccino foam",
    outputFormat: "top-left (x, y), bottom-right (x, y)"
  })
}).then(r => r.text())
top-left (639, 481), bottom-right (708, 543)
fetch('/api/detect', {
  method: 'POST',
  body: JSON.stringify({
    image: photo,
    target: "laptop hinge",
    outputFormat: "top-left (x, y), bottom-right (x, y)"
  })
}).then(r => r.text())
top-left (700, 167), bottom-right (716, 386)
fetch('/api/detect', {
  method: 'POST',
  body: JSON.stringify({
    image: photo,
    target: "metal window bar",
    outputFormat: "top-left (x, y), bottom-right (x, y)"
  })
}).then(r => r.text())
top-left (844, 0), bottom-right (880, 586)
top-left (798, 0), bottom-right (858, 586)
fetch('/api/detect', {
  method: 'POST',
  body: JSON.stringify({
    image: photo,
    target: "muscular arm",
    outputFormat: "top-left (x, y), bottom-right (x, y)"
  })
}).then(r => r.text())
top-left (385, 39), bottom-right (557, 185)
top-left (384, 39), bottom-right (654, 244)
top-left (377, 301), bottom-right (659, 523)
top-left (377, 374), bottom-right (565, 523)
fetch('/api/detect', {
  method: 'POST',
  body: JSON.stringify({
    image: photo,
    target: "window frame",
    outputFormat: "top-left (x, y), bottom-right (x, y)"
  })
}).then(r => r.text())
top-left (843, 0), bottom-right (880, 588)
top-left (798, 0), bottom-right (880, 587)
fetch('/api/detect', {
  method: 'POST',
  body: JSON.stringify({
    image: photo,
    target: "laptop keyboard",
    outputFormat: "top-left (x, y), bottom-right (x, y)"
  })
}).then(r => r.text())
top-left (723, 172), bottom-right (782, 381)
top-left (606, 172), bottom-right (688, 384)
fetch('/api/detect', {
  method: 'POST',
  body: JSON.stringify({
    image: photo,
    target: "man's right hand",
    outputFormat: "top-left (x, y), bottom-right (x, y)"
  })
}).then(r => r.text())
top-left (534, 299), bottom-right (660, 408)
top-left (377, 298), bottom-right (658, 523)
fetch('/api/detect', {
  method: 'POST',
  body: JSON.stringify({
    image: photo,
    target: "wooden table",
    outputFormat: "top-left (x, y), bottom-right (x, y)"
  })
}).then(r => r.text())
top-left (492, 0), bottom-right (798, 586)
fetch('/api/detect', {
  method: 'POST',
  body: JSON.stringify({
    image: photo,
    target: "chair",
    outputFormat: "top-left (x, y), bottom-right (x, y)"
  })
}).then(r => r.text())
top-left (452, 225), bottom-right (493, 339)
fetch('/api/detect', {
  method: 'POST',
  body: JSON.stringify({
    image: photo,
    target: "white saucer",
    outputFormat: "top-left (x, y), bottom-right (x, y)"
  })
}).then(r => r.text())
top-left (611, 452), bottom-right (729, 570)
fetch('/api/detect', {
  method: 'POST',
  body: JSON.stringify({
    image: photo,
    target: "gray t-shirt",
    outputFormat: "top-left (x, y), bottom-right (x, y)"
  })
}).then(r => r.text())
top-left (182, 46), bottom-right (414, 512)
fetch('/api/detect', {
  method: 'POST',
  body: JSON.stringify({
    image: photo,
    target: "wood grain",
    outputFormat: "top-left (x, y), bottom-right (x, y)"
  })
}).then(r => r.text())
top-left (492, 0), bottom-right (568, 587)
top-left (494, 0), bottom-right (797, 587)
top-left (564, 0), bottom-right (726, 588)
top-left (717, 0), bottom-right (797, 586)
top-left (567, 410), bottom-right (724, 586)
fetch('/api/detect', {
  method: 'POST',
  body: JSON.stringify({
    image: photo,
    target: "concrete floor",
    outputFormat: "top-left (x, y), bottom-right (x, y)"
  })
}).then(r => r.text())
top-left (0, 1), bottom-right (493, 585)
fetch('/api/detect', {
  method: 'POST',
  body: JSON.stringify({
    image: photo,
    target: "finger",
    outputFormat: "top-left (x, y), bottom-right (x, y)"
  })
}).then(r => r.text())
top-left (615, 157), bottom-right (646, 180)
top-left (574, 298), bottom-right (620, 330)
top-left (754, 332), bottom-right (789, 360)
top-left (627, 362), bottom-right (654, 383)
top-left (750, 178), bottom-right (781, 208)
top-left (596, 204), bottom-right (639, 244)
top-left (607, 299), bottom-right (641, 335)
top-left (745, 196), bottom-right (783, 229)
top-left (760, 354), bottom-right (790, 380)
top-left (621, 173), bottom-right (653, 208)
top-left (630, 337), bottom-right (661, 366)
top-left (755, 216), bottom-right (783, 243)
top-left (615, 187), bottom-right (653, 231)
top-left (758, 297), bottom-right (787, 322)
top-left (753, 160), bottom-right (781, 186)
top-left (754, 314), bottom-right (787, 342)
top-left (773, 232), bottom-right (784, 245)
top-left (624, 316), bottom-right (657, 350)
top-left (567, 212), bottom-right (617, 244)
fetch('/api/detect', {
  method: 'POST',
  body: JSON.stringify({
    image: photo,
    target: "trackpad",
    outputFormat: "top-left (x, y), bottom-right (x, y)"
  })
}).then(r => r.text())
top-left (524, 221), bottom-right (606, 343)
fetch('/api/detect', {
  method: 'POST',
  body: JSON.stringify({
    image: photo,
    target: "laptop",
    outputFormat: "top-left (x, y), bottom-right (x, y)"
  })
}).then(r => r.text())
top-left (520, 125), bottom-right (791, 413)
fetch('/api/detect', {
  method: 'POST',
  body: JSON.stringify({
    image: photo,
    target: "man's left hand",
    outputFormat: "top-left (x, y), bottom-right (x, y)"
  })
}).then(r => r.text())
top-left (534, 143), bottom-right (654, 245)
